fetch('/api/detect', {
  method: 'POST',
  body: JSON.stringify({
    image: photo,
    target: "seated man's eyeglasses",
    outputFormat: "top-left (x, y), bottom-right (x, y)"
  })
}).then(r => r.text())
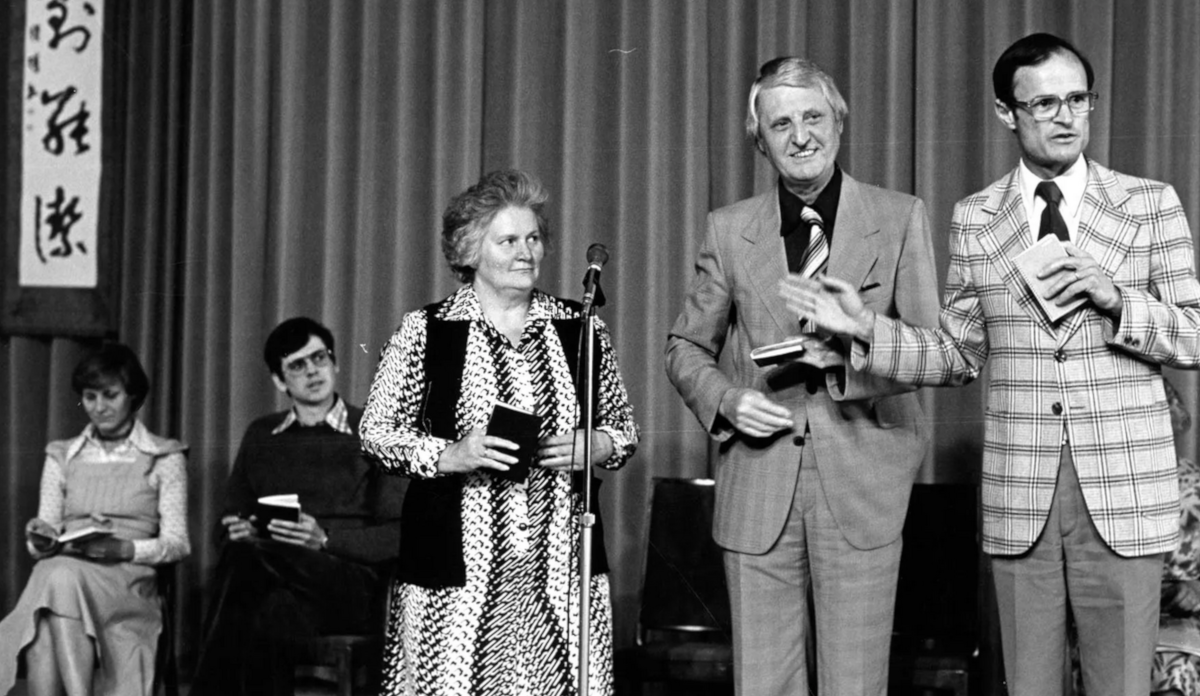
top-left (1009, 91), bottom-right (1099, 121)
top-left (283, 349), bottom-right (332, 375)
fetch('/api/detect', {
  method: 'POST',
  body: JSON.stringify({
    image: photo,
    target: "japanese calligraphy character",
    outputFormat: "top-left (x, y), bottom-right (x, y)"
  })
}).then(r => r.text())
top-left (40, 86), bottom-right (91, 155)
top-left (33, 186), bottom-right (86, 263)
top-left (47, 0), bottom-right (96, 53)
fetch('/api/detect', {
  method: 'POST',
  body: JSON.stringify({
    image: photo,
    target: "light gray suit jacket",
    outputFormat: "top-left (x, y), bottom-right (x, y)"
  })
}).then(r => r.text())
top-left (666, 173), bottom-right (941, 553)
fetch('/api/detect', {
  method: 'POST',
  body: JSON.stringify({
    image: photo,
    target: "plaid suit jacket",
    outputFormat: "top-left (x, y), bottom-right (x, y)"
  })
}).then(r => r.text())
top-left (859, 159), bottom-right (1200, 556)
top-left (666, 174), bottom-right (940, 554)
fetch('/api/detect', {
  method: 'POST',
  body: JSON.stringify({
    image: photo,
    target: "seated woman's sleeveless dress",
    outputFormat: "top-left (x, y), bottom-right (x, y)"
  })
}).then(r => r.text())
top-left (0, 422), bottom-right (188, 696)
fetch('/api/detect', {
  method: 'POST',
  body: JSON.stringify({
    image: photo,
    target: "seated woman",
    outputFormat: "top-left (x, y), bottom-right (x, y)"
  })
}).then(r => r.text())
top-left (0, 343), bottom-right (189, 696)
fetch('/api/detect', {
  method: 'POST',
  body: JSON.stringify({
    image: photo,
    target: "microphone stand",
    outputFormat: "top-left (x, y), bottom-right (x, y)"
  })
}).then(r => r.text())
top-left (576, 292), bottom-right (599, 694)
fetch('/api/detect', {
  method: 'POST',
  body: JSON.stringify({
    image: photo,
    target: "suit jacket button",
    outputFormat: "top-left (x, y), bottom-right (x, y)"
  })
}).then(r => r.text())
top-left (793, 436), bottom-right (805, 446)
top-left (1051, 402), bottom-right (1063, 415)
top-left (1053, 349), bottom-right (1066, 362)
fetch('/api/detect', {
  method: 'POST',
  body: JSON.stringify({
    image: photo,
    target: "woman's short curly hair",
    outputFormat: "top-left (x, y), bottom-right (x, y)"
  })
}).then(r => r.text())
top-left (441, 169), bottom-right (550, 283)
top-left (71, 343), bottom-right (151, 413)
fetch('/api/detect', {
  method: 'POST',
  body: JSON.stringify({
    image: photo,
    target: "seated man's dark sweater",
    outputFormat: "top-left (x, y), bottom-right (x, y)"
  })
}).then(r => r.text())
top-left (191, 398), bottom-right (404, 696)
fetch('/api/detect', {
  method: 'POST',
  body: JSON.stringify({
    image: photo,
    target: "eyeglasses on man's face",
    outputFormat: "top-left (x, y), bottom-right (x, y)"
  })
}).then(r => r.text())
top-left (1009, 91), bottom-right (1099, 121)
top-left (283, 348), bottom-right (332, 375)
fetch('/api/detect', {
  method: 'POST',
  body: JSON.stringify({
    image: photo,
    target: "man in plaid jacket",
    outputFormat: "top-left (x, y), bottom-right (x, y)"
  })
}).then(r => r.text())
top-left (783, 33), bottom-right (1200, 696)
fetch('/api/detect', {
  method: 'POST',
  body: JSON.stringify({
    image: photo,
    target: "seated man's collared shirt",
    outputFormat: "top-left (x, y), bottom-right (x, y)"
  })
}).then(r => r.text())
top-left (271, 395), bottom-right (352, 436)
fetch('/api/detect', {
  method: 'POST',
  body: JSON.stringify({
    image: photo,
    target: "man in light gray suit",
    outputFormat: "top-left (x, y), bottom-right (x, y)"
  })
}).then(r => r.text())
top-left (665, 57), bottom-right (940, 695)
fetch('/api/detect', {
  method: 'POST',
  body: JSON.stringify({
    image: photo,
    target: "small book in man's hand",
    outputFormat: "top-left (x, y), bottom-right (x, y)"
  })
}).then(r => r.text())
top-left (751, 336), bottom-right (808, 367)
top-left (254, 493), bottom-right (301, 536)
top-left (486, 402), bottom-right (542, 484)
top-left (1012, 235), bottom-right (1088, 323)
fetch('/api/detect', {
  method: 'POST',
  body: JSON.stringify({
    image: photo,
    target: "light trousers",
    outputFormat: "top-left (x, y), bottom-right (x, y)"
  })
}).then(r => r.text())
top-left (992, 445), bottom-right (1162, 696)
top-left (724, 437), bottom-right (903, 696)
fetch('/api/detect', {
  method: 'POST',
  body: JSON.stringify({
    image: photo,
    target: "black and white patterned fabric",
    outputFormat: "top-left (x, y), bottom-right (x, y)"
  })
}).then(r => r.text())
top-left (361, 286), bottom-right (638, 696)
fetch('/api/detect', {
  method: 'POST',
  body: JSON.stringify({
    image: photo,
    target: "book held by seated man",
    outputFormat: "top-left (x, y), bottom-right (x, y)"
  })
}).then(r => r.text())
top-left (254, 493), bottom-right (301, 535)
top-left (486, 401), bottom-right (541, 484)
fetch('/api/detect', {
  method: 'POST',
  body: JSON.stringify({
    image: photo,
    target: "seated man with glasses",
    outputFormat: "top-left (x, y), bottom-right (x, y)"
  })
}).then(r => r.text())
top-left (191, 317), bottom-right (405, 696)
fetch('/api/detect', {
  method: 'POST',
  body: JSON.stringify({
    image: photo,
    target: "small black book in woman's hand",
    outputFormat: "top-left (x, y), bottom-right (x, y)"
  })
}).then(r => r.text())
top-left (486, 402), bottom-right (541, 484)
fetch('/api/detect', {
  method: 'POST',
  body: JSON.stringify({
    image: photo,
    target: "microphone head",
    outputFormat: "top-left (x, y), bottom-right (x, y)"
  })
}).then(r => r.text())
top-left (586, 243), bottom-right (609, 267)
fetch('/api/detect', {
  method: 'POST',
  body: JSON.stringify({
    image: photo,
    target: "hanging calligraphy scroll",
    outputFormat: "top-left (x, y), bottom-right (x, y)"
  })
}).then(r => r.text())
top-left (3, 0), bottom-right (113, 336)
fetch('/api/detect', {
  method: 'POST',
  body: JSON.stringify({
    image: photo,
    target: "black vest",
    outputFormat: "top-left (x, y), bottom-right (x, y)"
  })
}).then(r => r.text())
top-left (395, 299), bottom-right (608, 588)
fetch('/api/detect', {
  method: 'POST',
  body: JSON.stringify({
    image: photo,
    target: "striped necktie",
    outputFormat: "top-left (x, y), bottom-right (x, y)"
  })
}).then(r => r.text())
top-left (797, 206), bottom-right (828, 278)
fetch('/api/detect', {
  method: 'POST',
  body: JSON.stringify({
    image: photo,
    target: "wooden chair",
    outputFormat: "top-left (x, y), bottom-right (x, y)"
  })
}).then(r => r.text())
top-left (614, 478), bottom-right (733, 694)
top-left (154, 564), bottom-right (179, 696)
top-left (294, 562), bottom-right (393, 696)
top-left (295, 634), bottom-right (382, 696)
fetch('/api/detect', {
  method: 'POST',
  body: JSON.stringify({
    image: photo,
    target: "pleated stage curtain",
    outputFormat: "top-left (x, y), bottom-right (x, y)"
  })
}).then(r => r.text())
top-left (2, 0), bottom-right (1199, 679)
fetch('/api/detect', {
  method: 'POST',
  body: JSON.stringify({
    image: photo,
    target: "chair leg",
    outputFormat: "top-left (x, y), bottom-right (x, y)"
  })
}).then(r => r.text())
top-left (156, 607), bottom-right (179, 696)
top-left (336, 642), bottom-right (354, 696)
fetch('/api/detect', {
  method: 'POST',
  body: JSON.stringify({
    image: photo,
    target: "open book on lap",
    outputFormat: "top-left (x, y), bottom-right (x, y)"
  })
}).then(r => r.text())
top-left (58, 524), bottom-right (115, 545)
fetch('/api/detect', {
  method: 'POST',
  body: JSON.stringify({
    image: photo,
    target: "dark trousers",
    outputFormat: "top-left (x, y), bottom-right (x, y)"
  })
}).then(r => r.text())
top-left (190, 540), bottom-right (382, 696)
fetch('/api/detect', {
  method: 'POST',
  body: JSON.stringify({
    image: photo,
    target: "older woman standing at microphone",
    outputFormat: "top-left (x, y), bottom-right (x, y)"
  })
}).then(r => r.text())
top-left (361, 169), bottom-right (638, 696)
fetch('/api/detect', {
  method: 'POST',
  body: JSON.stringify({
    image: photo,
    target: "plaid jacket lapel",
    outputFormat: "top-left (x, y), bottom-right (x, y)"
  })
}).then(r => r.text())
top-left (1075, 159), bottom-right (1136, 276)
top-left (1058, 160), bottom-right (1139, 343)
top-left (974, 169), bottom-right (1059, 336)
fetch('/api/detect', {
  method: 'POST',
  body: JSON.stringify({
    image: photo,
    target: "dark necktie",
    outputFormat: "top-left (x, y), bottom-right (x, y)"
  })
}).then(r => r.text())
top-left (1035, 181), bottom-right (1069, 241)
top-left (797, 207), bottom-right (828, 278)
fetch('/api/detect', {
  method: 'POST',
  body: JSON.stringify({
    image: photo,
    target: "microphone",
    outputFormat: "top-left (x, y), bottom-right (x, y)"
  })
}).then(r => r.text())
top-left (580, 243), bottom-right (609, 314)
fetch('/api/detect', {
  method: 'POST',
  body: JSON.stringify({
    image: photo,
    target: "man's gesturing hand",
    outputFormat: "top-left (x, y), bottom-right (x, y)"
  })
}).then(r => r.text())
top-left (780, 275), bottom-right (875, 342)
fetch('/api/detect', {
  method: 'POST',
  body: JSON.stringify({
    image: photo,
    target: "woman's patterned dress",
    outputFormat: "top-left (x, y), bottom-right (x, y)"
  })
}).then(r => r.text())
top-left (361, 286), bottom-right (638, 696)
top-left (1152, 456), bottom-right (1200, 694)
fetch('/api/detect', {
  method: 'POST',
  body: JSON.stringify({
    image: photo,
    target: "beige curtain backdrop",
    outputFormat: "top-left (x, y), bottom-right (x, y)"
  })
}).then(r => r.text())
top-left (3, 0), bottom-right (1199, 681)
